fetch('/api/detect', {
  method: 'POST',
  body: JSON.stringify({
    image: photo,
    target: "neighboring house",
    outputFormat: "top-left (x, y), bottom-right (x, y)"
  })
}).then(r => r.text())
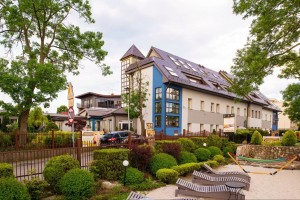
top-left (45, 112), bottom-right (86, 131)
top-left (78, 107), bottom-right (128, 132)
top-left (120, 45), bottom-right (281, 136)
top-left (269, 98), bottom-right (298, 130)
top-left (75, 92), bottom-right (121, 113)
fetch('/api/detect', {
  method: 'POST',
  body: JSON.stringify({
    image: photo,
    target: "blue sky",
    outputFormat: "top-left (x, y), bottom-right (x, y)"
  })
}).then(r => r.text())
top-left (0, 0), bottom-right (295, 113)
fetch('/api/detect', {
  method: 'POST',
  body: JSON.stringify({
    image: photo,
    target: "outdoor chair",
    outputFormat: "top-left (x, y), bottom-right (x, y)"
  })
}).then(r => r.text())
top-left (176, 178), bottom-right (245, 200)
top-left (203, 163), bottom-right (251, 182)
top-left (192, 171), bottom-right (250, 190)
top-left (126, 191), bottom-right (198, 200)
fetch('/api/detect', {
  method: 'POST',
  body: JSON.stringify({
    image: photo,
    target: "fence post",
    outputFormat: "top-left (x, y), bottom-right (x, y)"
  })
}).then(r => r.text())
top-left (183, 129), bottom-right (186, 137)
top-left (204, 130), bottom-right (206, 137)
top-left (14, 129), bottom-right (19, 151)
top-left (128, 132), bottom-right (132, 149)
top-left (76, 138), bottom-right (82, 166)
top-left (51, 129), bottom-right (54, 148)
top-left (160, 132), bottom-right (163, 140)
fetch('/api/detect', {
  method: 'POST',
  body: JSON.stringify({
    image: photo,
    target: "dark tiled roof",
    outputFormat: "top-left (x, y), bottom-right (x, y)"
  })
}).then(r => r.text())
top-left (101, 107), bottom-right (127, 118)
top-left (125, 46), bottom-right (278, 111)
top-left (75, 92), bottom-right (121, 99)
top-left (120, 44), bottom-right (145, 60)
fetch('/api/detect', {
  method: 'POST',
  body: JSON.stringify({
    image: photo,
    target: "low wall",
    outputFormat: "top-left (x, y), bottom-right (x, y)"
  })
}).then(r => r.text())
top-left (236, 145), bottom-right (300, 161)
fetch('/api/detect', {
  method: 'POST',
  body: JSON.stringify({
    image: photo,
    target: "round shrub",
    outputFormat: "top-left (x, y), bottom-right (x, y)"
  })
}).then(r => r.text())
top-left (43, 154), bottom-right (80, 192)
top-left (156, 168), bottom-right (179, 184)
top-left (150, 153), bottom-right (177, 175)
top-left (250, 130), bottom-right (263, 145)
top-left (129, 144), bottom-right (155, 172)
top-left (178, 151), bottom-right (197, 164)
top-left (121, 167), bottom-right (144, 185)
top-left (59, 169), bottom-right (94, 200)
top-left (281, 130), bottom-right (297, 146)
top-left (45, 122), bottom-right (59, 132)
top-left (177, 138), bottom-right (196, 152)
top-left (0, 177), bottom-right (30, 200)
top-left (213, 155), bottom-right (226, 164)
top-left (207, 146), bottom-right (222, 158)
top-left (0, 163), bottom-right (14, 178)
top-left (194, 148), bottom-right (211, 162)
top-left (206, 134), bottom-right (222, 149)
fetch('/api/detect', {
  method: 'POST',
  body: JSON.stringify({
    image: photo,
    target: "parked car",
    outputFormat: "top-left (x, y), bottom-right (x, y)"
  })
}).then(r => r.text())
top-left (100, 131), bottom-right (146, 144)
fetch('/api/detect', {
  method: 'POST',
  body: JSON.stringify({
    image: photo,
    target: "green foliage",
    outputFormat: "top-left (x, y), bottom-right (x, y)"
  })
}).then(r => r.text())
top-left (0, 114), bottom-right (9, 132)
top-left (59, 168), bottom-right (94, 200)
top-left (282, 84), bottom-right (300, 123)
top-left (0, 132), bottom-right (14, 149)
top-left (171, 162), bottom-right (203, 176)
top-left (223, 146), bottom-right (236, 158)
top-left (45, 122), bottom-right (59, 132)
top-left (206, 160), bottom-right (219, 168)
top-left (281, 130), bottom-right (297, 146)
top-left (129, 144), bottom-right (154, 172)
top-left (262, 141), bottom-right (282, 146)
top-left (162, 142), bottom-right (181, 159)
top-left (90, 148), bottom-right (129, 181)
top-left (0, 177), bottom-right (30, 200)
top-left (156, 168), bottom-right (178, 184)
top-left (190, 137), bottom-right (207, 149)
top-left (24, 178), bottom-right (49, 200)
top-left (177, 138), bottom-right (196, 152)
top-left (56, 105), bottom-right (68, 114)
top-left (250, 130), bottom-right (263, 145)
top-left (28, 107), bottom-right (48, 132)
top-left (43, 154), bottom-right (80, 192)
top-left (231, 0), bottom-right (300, 97)
top-left (207, 146), bottom-right (222, 158)
top-left (178, 151), bottom-right (197, 164)
top-left (155, 140), bottom-right (181, 152)
top-left (194, 148), bottom-right (211, 162)
top-left (213, 155), bottom-right (226, 164)
top-left (129, 177), bottom-right (166, 191)
top-left (206, 134), bottom-right (222, 149)
top-left (121, 167), bottom-right (144, 185)
top-left (0, 0), bottom-right (111, 136)
top-left (0, 163), bottom-right (14, 178)
top-left (150, 153), bottom-right (177, 175)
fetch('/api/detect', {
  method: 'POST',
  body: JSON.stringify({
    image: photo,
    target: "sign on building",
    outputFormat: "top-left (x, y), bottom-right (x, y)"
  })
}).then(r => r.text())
top-left (223, 114), bottom-right (235, 133)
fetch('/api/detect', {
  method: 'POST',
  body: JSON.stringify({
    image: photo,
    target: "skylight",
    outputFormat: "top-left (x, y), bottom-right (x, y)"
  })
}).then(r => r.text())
top-left (169, 56), bottom-right (181, 66)
top-left (187, 63), bottom-right (197, 71)
top-left (165, 65), bottom-right (178, 77)
top-left (212, 74), bottom-right (219, 79)
top-left (179, 60), bottom-right (189, 69)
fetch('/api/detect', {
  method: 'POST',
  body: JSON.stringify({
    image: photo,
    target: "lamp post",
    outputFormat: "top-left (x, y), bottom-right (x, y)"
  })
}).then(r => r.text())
top-left (123, 160), bottom-right (129, 186)
top-left (125, 87), bottom-right (130, 131)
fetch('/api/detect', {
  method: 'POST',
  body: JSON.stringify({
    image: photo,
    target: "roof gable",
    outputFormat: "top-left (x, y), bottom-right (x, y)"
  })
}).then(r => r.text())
top-left (120, 44), bottom-right (145, 60)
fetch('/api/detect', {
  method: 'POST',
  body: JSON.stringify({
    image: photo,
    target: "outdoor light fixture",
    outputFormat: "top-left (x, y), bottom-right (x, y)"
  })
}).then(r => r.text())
top-left (123, 160), bottom-right (129, 186)
top-left (203, 143), bottom-right (207, 147)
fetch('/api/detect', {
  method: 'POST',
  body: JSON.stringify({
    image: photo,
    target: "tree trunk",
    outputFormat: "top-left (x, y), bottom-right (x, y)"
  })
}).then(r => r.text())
top-left (19, 109), bottom-right (30, 146)
top-left (140, 117), bottom-right (146, 137)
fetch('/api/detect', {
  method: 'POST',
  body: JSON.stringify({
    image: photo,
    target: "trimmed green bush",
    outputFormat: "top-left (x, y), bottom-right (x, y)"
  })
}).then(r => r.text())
top-left (0, 163), bottom-right (14, 178)
top-left (45, 122), bottom-right (59, 132)
top-left (206, 160), bottom-right (219, 168)
top-left (59, 168), bottom-right (94, 200)
top-left (90, 148), bottom-right (129, 181)
top-left (250, 130), bottom-right (263, 145)
top-left (24, 178), bottom-right (48, 200)
top-left (150, 153), bottom-right (177, 175)
top-left (156, 168), bottom-right (178, 184)
top-left (213, 155), bottom-right (226, 164)
top-left (281, 130), bottom-right (297, 146)
top-left (171, 162), bottom-right (203, 176)
top-left (190, 137), bottom-right (207, 149)
top-left (178, 151), bottom-right (197, 164)
top-left (43, 154), bottom-right (80, 192)
top-left (129, 144), bottom-right (154, 172)
top-left (129, 177), bottom-right (166, 191)
top-left (177, 138), bottom-right (196, 152)
top-left (206, 134), bottom-right (222, 149)
top-left (121, 167), bottom-right (144, 185)
top-left (207, 146), bottom-right (222, 158)
top-left (194, 148), bottom-right (211, 161)
top-left (0, 177), bottom-right (30, 200)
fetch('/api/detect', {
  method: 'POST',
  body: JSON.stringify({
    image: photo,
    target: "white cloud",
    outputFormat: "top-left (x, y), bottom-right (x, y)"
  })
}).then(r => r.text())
top-left (0, 0), bottom-right (295, 113)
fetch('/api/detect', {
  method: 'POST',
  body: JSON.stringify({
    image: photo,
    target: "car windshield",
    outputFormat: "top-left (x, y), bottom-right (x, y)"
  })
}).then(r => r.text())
top-left (103, 134), bottom-right (114, 138)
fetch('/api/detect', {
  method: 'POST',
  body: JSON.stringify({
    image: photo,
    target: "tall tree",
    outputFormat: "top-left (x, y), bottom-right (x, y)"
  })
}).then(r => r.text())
top-left (56, 105), bottom-right (68, 114)
top-left (282, 83), bottom-right (300, 123)
top-left (230, 0), bottom-right (300, 96)
top-left (0, 0), bottom-right (111, 142)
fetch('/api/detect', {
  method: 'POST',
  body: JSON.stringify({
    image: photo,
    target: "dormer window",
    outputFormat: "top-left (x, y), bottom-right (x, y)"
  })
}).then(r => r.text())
top-left (211, 82), bottom-right (223, 90)
top-left (165, 65), bottom-right (178, 77)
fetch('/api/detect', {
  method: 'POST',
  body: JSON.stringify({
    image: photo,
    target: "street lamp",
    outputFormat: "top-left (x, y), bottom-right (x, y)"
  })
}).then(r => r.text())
top-left (125, 87), bottom-right (130, 131)
top-left (122, 160), bottom-right (129, 186)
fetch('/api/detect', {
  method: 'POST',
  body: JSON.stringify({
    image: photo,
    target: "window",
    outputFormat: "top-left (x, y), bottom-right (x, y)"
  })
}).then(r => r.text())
top-left (270, 114), bottom-right (272, 121)
top-left (155, 87), bottom-right (162, 100)
top-left (226, 105), bottom-right (230, 114)
top-left (166, 102), bottom-right (179, 114)
top-left (231, 106), bottom-right (234, 114)
top-left (252, 110), bottom-right (254, 118)
top-left (211, 103), bottom-right (215, 112)
top-left (166, 116), bottom-right (179, 127)
top-left (216, 125), bottom-right (219, 132)
top-left (237, 107), bottom-right (240, 116)
top-left (200, 101), bottom-right (205, 111)
top-left (187, 123), bottom-right (192, 133)
top-left (155, 115), bottom-right (161, 127)
top-left (166, 88), bottom-right (180, 100)
top-left (258, 111), bottom-right (261, 119)
top-left (210, 124), bottom-right (214, 133)
top-left (188, 98), bottom-right (192, 109)
top-left (255, 111), bottom-right (257, 118)
top-left (265, 114), bottom-right (267, 120)
top-left (244, 108), bottom-right (247, 116)
top-left (200, 124), bottom-right (204, 132)
top-left (216, 104), bottom-right (220, 113)
top-left (164, 65), bottom-right (178, 76)
top-left (155, 102), bottom-right (161, 113)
